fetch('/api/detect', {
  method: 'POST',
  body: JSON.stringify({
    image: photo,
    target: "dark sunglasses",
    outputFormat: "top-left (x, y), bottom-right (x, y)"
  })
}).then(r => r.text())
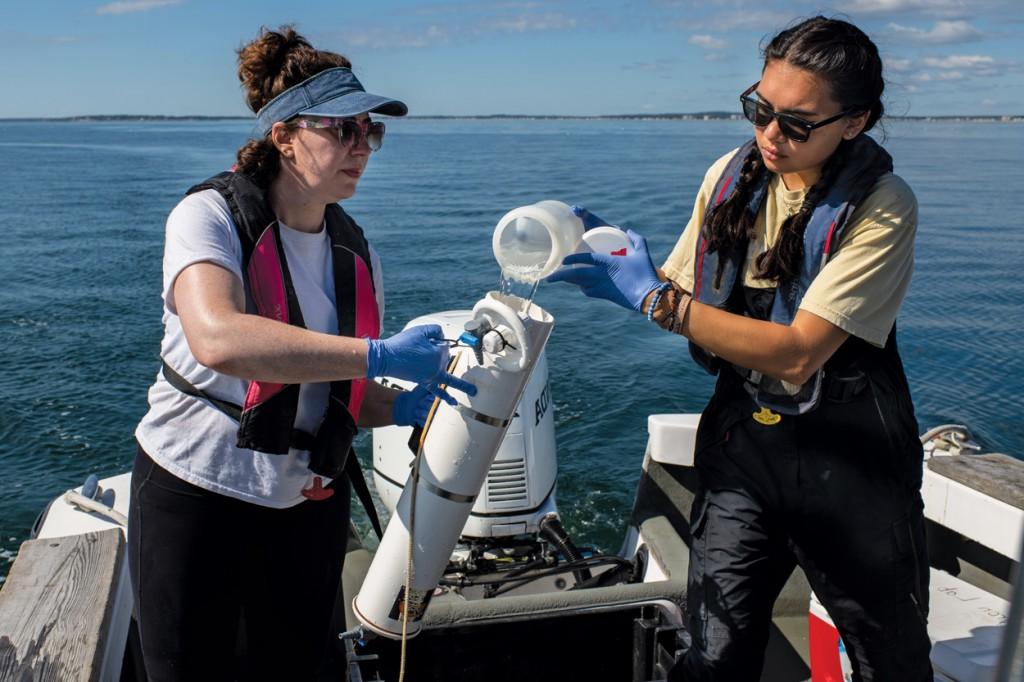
top-left (294, 117), bottom-right (386, 151)
top-left (739, 82), bottom-right (855, 143)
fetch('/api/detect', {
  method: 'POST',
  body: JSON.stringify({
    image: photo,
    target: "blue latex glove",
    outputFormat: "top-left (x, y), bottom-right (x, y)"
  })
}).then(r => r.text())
top-left (367, 325), bottom-right (477, 401)
top-left (392, 384), bottom-right (434, 427)
top-left (546, 229), bottom-right (662, 312)
top-left (570, 205), bottom-right (613, 230)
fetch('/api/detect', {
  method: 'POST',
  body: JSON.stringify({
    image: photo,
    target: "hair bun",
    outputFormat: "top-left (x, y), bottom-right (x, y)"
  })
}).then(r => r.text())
top-left (237, 26), bottom-right (312, 113)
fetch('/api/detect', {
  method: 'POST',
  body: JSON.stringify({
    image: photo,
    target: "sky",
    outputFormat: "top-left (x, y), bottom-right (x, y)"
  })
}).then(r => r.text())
top-left (1, 0), bottom-right (1021, 118)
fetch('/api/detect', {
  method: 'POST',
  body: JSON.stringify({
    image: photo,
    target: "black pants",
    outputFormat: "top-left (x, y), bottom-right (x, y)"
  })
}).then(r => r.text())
top-left (670, 374), bottom-right (932, 681)
top-left (128, 445), bottom-right (351, 682)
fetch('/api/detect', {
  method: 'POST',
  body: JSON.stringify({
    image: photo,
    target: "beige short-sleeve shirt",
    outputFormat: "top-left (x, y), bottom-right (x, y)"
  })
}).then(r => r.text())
top-left (662, 148), bottom-right (917, 347)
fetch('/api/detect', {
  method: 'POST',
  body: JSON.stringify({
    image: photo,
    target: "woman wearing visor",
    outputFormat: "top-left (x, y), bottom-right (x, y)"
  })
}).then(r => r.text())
top-left (130, 26), bottom-right (474, 681)
top-left (549, 17), bottom-right (930, 681)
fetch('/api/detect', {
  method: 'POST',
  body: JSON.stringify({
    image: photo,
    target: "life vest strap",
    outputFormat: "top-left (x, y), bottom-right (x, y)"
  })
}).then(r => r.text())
top-left (161, 359), bottom-right (243, 420)
top-left (159, 360), bottom-right (383, 537)
top-left (161, 361), bottom-right (316, 457)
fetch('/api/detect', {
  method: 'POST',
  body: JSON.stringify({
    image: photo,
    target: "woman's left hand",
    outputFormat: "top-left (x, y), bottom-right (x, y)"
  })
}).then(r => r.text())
top-left (546, 229), bottom-right (662, 312)
top-left (392, 384), bottom-right (435, 427)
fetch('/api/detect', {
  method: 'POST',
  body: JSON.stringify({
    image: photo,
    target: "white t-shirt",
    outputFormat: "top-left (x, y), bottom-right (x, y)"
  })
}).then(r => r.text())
top-left (135, 189), bottom-right (385, 508)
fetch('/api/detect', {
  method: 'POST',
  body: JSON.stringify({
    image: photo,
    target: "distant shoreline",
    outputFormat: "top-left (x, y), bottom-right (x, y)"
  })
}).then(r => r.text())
top-left (2, 113), bottom-right (1021, 123)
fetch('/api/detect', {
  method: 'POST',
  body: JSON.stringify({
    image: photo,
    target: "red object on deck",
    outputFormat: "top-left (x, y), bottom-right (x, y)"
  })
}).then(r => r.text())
top-left (301, 476), bottom-right (334, 501)
top-left (808, 610), bottom-right (844, 682)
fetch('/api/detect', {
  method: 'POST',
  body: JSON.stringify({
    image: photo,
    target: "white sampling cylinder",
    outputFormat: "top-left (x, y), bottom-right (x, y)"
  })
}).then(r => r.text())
top-left (353, 292), bottom-right (555, 639)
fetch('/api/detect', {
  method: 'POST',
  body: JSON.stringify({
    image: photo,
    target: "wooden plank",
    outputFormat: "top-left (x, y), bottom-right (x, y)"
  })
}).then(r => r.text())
top-left (0, 529), bottom-right (124, 681)
top-left (928, 453), bottom-right (1024, 511)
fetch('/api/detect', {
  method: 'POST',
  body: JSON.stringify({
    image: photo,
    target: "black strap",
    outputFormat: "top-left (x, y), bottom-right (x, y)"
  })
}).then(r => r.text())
top-left (346, 453), bottom-right (383, 539)
top-left (161, 360), bottom-right (316, 449)
top-left (160, 360), bottom-right (382, 537)
top-left (161, 359), bottom-right (243, 420)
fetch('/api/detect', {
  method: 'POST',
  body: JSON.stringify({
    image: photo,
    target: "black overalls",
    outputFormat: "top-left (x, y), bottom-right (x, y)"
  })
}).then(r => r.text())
top-left (671, 289), bottom-right (933, 681)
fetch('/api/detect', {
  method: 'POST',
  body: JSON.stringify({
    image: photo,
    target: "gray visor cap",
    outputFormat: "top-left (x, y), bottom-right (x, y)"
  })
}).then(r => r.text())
top-left (255, 67), bottom-right (408, 137)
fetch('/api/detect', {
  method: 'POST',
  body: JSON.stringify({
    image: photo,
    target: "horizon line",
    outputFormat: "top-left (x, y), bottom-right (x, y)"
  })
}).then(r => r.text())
top-left (2, 112), bottom-right (1022, 122)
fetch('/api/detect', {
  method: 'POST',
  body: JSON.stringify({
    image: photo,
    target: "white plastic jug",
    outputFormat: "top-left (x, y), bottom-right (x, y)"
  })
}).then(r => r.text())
top-left (492, 200), bottom-right (584, 282)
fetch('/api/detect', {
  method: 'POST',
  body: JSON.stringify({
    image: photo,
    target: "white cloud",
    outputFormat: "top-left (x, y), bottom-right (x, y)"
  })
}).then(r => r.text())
top-left (407, 2), bottom-right (548, 16)
top-left (678, 9), bottom-right (794, 33)
top-left (846, 0), bottom-right (969, 13)
top-left (886, 19), bottom-right (983, 43)
top-left (342, 24), bottom-right (452, 50)
top-left (689, 34), bottom-right (727, 50)
top-left (95, 0), bottom-right (181, 15)
top-left (911, 54), bottom-right (1010, 84)
top-left (887, 57), bottom-right (914, 72)
top-left (338, 10), bottom-right (576, 50)
top-left (921, 54), bottom-right (995, 69)
top-left (481, 12), bottom-right (577, 33)
top-left (622, 59), bottom-right (680, 73)
top-left (914, 70), bottom-right (968, 81)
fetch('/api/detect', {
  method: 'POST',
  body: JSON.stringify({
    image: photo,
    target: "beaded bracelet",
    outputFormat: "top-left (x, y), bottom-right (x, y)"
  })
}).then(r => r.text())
top-left (668, 290), bottom-right (693, 335)
top-left (654, 285), bottom-right (677, 327)
top-left (648, 281), bottom-right (693, 336)
top-left (646, 281), bottom-right (674, 322)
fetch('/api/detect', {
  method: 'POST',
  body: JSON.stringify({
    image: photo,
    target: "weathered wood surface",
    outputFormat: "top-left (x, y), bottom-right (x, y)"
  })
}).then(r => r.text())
top-left (0, 529), bottom-right (124, 681)
top-left (928, 453), bottom-right (1024, 511)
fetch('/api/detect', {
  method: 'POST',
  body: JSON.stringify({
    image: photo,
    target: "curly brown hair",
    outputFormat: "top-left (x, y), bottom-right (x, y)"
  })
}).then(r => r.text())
top-left (234, 26), bottom-right (351, 186)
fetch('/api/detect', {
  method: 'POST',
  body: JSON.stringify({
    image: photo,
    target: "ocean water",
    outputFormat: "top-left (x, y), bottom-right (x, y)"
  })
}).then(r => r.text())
top-left (1, 118), bottom-right (1022, 579)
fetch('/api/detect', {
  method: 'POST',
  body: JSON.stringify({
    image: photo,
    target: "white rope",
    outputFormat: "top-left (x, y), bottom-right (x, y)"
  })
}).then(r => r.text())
top-left (398, 353), bottom-right (462, 681)
top-left (63, 490), bottom-right (129, 527)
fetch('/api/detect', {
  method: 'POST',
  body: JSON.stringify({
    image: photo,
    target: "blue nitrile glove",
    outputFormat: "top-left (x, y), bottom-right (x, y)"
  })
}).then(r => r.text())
top-left (570, 205), bottom-right (613, 230)
top-left (392, 384), bottom-right (434, 427)
top-left (366, 324), bottom-right (477, 399)
top-left (546, 229), bottom-right (662, 312)
top-left (367, 324), bottom-right (448, 383)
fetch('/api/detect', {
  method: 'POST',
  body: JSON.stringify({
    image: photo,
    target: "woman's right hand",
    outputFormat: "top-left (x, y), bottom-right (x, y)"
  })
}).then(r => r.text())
top-left (366, 325), bottom-right (476, 399)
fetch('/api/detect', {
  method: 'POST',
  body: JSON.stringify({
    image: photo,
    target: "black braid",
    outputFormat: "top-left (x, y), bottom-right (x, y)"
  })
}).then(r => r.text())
top-left (755, 140), bottom-right (851, 283)
top-left (736, 16), bottom-right (886, 284)
top-left (704, 144), bottom-right (766, 288)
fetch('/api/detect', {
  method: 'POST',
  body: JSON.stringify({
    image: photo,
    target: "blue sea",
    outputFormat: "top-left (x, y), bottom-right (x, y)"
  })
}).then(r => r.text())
top-left (1, 118), bottom-right (1022, 579)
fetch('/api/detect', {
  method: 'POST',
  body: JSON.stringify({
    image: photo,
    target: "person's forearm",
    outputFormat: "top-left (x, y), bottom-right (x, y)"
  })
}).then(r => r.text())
top-left (186, 309), bottom-right (370, 384)
top-left (357, 381), bottom-right (400, 428)
top-left (643, 284), bottom-right (846, 384)
top-left (174, 262), bottom-right (371, 384)
top-left (683, 302), bottom-right (816, 384)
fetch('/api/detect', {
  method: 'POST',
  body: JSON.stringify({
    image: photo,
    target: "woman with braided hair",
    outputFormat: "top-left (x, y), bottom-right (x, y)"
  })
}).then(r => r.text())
top-left (549, 16), bottom-right (931, 681)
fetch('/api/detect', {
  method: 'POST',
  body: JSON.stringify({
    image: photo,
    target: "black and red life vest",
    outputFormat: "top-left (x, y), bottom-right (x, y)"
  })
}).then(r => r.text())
top-left (163, 171), bottom-right (380, 484)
